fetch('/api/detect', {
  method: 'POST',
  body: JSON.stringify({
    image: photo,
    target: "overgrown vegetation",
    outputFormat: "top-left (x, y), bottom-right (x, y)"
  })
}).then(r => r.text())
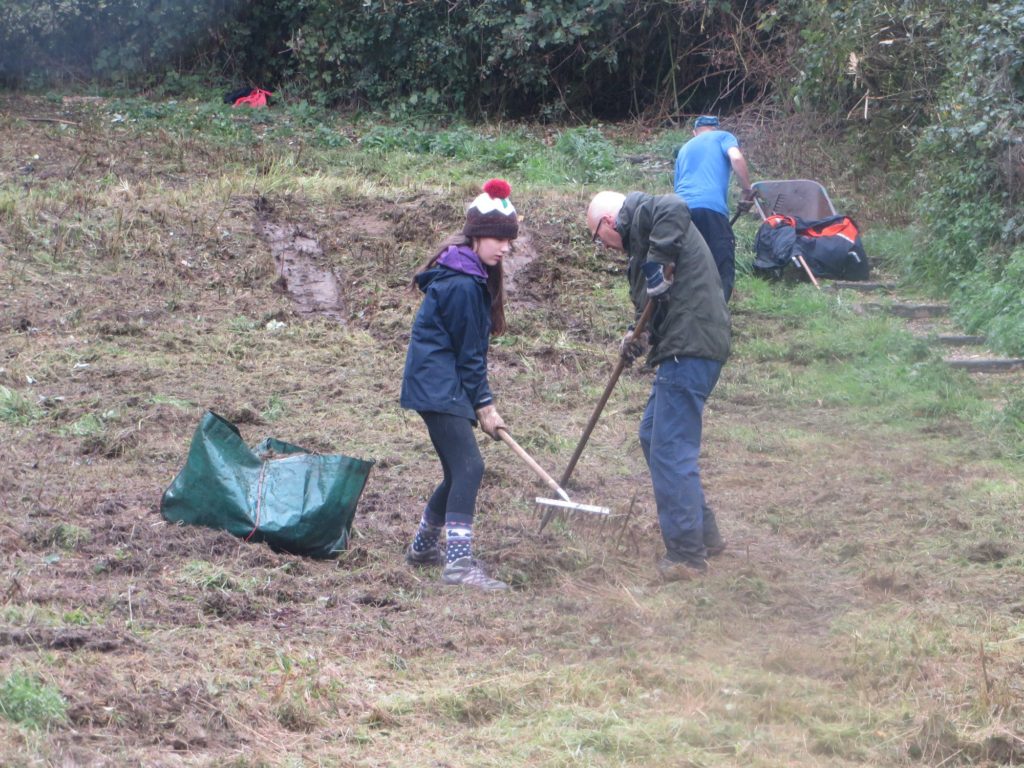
top-left (916, 1), bottom-right (1024, 354)
top-left (0, 0), bottom-right (244, 86)
top-left (0, 0), bottom-right (788, 120)
top-left (785, 0), bottom-right (1024, 352)
top-left (0, 385), bottom-right (41, 425)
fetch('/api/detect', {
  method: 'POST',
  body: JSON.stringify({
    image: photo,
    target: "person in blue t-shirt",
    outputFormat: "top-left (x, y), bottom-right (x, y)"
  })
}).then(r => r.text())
top-left (673, 115), bottom-right (755, 302)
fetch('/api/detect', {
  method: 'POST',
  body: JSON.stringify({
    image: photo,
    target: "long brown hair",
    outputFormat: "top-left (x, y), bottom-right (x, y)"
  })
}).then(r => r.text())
top-left (413, 233), bottom-right (507, 336)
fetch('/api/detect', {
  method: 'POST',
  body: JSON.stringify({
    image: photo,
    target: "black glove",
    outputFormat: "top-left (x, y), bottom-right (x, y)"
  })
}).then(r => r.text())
top-left (619, 328), bottom-right (649, 366)
top-left (737, 191), bottom-right (755, 215)
top-left (641, 261), bottom-right (673, 300)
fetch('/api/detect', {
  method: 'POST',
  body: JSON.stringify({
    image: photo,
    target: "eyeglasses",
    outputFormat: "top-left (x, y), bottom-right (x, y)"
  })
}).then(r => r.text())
top-left (591, 217), bottom-right (606, 244)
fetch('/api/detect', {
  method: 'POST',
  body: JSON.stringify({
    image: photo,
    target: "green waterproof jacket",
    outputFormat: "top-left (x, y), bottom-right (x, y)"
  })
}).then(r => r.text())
top-left (617, 192), bottom-right (731, 366)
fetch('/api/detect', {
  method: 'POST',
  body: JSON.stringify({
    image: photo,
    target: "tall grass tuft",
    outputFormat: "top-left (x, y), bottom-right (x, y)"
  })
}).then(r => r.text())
top-left (0, 386), bottom-right (42, 425)
top-left (954, 246), bottom-right (1024, 357)
top-left (0, 671), bottom-right (67, 729)
top-left (553, 126), bottom-right (616, 183)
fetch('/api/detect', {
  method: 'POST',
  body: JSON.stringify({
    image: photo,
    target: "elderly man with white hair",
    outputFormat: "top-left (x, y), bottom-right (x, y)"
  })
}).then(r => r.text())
top-left (588, 189), bottom-right (731, 581)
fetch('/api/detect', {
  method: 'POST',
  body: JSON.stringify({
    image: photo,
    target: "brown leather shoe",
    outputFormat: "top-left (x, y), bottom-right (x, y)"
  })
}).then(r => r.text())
top-left (705, 541), bottom-right (727, 557)
top-left (656, 557), bottom-right (707, 582)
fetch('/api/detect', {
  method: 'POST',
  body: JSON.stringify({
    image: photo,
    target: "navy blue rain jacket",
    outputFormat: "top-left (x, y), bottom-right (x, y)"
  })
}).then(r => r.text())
top-left (400, 265), bottom-right (493, 420)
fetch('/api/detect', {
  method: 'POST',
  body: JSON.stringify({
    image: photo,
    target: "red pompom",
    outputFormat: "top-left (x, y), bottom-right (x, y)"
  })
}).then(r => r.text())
top-left (482, 178), bottom-right (511, 199)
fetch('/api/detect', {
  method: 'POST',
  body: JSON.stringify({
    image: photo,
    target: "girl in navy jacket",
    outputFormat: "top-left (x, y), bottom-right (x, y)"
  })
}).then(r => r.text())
top-left (400, 179), bottom-right (518, 591)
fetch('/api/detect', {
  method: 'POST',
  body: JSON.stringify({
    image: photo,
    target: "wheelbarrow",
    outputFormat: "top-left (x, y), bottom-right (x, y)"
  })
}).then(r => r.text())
top-left (745, 179), bottom-right (870, 285)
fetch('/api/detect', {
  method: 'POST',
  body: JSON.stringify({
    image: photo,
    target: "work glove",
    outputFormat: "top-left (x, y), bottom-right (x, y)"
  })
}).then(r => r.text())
top-left (737, 190), bottom-right (755, 215)
top-left (619, 328), bottom-right (649, 367)
top-left (475, 404), bottom-right (506, 441)
top-left (641, 261), bottom-right (673, 300)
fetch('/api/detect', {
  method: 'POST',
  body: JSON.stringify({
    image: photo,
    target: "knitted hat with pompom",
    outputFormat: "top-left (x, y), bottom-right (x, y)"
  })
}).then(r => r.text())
top-left (463, 179), bottom-right (519, 240)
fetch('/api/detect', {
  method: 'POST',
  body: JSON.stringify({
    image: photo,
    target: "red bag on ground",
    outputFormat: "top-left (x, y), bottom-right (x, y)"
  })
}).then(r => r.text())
top-left (233, 88), bottom-right (273, 108)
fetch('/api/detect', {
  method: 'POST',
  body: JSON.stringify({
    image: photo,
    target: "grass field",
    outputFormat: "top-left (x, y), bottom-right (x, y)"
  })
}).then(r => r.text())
top-left (1, 93), bottom-right (1023, 767)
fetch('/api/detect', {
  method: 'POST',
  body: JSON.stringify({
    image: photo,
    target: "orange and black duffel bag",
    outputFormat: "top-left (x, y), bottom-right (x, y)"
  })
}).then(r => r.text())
top-left (753, 214), bottom-right (870, 281)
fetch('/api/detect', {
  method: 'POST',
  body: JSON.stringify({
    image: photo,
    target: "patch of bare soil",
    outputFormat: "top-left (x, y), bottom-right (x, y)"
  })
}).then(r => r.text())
top-left (503, 224), bottom-right (542, 293)
top-left (258, 221), bottom-right (346, 321)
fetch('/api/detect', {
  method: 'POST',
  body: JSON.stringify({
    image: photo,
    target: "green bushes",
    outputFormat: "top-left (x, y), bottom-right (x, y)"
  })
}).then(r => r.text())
top-left (783, 0), bottom-right (1023, 347)
top-left (910, 0), bottom-right (1024, 347)
top-left (782, 0), bottom-right (1020, 250)
top-left (0, 1), bottom-right (244, 84)
top-left (914, 1), bottom-right (1024, 256)
top-left (1, 1), bottom-right (785, 120)
top-left (785, 0), bottom-right (963, 156)
top-left (265, 0), bottom-right (774, 118)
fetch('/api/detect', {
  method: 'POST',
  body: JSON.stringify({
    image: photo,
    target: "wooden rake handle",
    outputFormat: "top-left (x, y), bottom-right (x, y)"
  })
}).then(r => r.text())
top-left (497, 429), bottom-right (571, 503)
top-left (558, 298), bottom-right (655, 489)
top-left (795, 253), bottom-right (822, 290)
top-left (538, 299), bottom-right (656, 533)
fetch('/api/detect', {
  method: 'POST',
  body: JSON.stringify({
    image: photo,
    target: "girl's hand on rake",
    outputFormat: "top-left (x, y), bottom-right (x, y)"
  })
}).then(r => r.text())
top-left (475, 405), bottom-right (506, 440)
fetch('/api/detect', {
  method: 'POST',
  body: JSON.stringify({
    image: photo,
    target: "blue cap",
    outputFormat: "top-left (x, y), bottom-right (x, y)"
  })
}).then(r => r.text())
top-left (694, 115), bottom-right (720, 128)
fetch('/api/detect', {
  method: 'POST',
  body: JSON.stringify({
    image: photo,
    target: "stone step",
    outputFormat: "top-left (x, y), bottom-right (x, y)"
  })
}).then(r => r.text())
top-left (945, 358), bottom-right (1024, 372)
top-left (888, 303), bottom-right (949, 319)
top-left (934, 334), bottom-right (987, 346)
top-left (862, 302), bottom-right (950, 319)
top-left (826, 281), bottom-right (897, 293)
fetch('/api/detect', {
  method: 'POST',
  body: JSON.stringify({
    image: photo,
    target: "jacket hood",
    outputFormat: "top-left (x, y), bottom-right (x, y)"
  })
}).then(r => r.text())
top-left (415, 246), bottom-right (487, 292)
top-left (438, 245), bottom-right (487, 278)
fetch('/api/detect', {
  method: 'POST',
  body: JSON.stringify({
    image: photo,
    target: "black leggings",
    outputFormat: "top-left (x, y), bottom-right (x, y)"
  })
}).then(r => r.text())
top-left (420, 411), bottom-right (484, 527)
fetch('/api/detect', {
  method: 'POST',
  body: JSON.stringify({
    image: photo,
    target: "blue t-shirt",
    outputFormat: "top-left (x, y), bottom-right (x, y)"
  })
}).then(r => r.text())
top-left (673, 130), bottom-right (739, 216)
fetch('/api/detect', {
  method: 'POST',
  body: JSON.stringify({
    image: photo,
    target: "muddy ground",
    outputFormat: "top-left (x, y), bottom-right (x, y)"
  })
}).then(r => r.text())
top-left (1, 95), bottom-right (1023, 767)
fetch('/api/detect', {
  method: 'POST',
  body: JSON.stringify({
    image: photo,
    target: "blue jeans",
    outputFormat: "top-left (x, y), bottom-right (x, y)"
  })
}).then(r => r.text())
top-left (638, 356), bottom-right (723, 566)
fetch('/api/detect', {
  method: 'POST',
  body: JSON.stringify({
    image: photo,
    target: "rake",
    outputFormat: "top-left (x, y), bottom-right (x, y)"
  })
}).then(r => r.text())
top-left (537, 299), bottom-right (656, 533)
top-left (496, 428), bottom-right (610, 522)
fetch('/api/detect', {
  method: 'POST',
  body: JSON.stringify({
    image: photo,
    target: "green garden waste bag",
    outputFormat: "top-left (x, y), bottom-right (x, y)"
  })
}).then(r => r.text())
top-left (160, 411), bottom-right (374, 559)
